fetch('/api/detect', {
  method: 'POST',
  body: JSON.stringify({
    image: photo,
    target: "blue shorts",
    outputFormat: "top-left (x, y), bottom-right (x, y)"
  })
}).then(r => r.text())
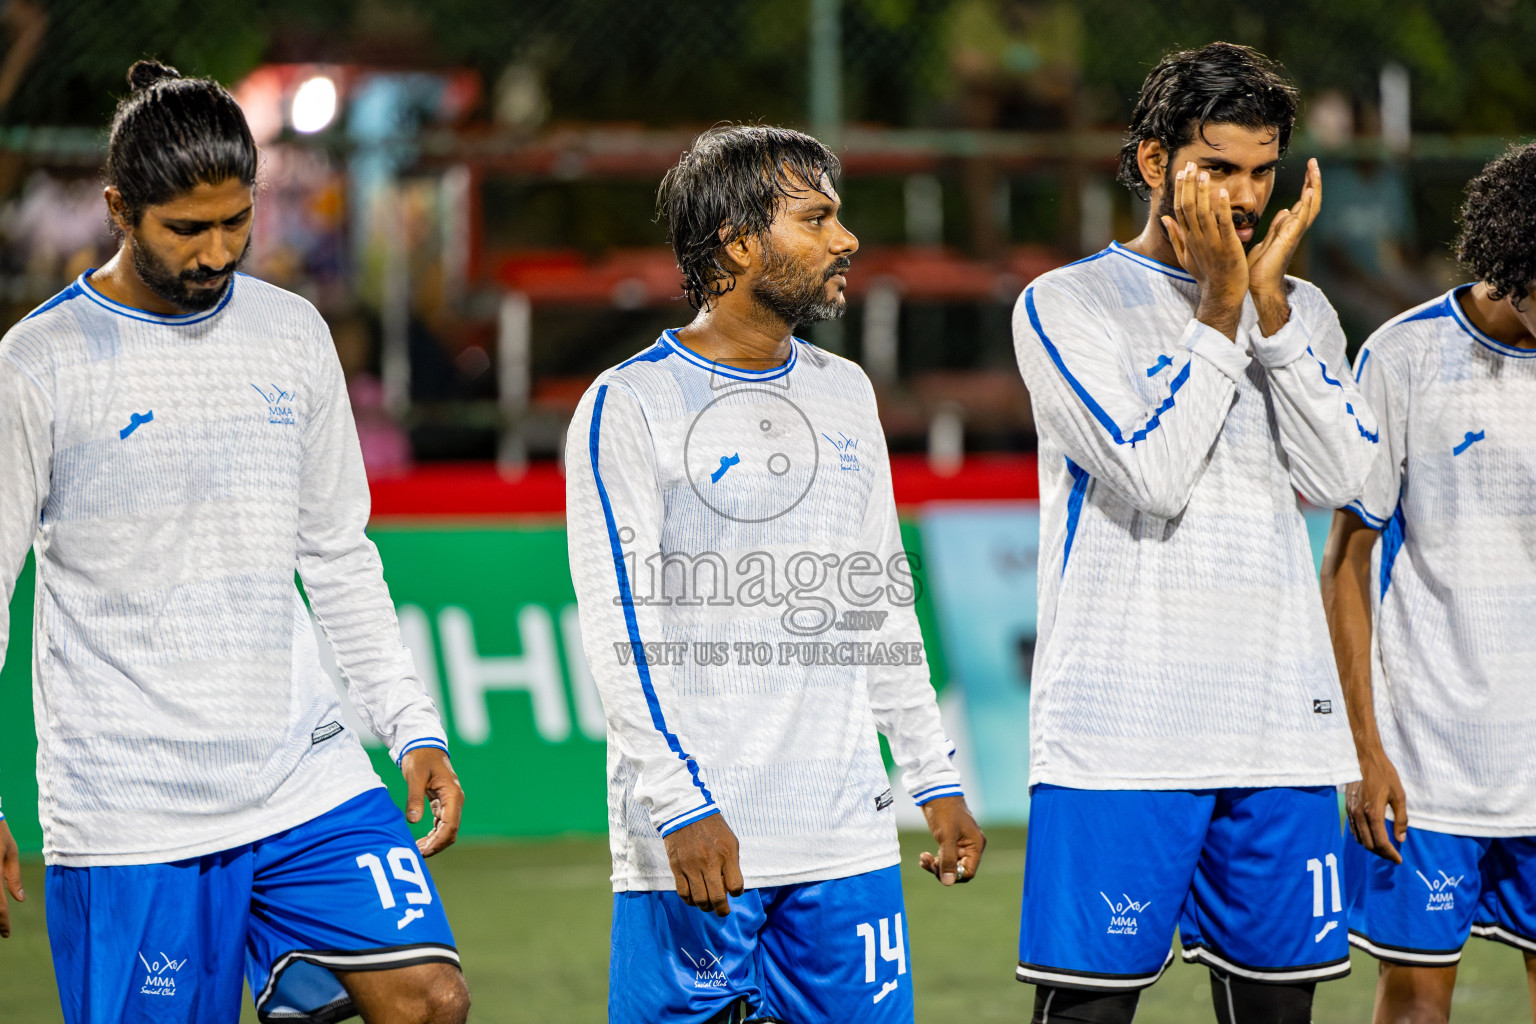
top-left (610, 864), bottom-right (913, 1024)
top-left (46, 787), bottom-right (457, 1024)
top-left (1018, 785), bottom-right (1350, 991)
top-left (1346, 827), bottom-right (1536, 965)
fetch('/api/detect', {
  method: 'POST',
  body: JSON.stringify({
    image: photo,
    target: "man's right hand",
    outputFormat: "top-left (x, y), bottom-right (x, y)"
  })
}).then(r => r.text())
top-left (0, 819), bottom-right (24, 938)
top-left (1161, 161), bottom-right (1249, 340)
top-left (664, 813), bottom-right (744, 917)
top-left (1347, 746), bottom-right (1409, 864)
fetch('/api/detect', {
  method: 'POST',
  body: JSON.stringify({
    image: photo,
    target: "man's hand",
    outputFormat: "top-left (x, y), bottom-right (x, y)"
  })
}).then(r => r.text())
top-left (0, 819), bottom-right (24, 939)
top-left (1161, 162), bottom-right (1249, 340)
top-left (664, 814), bottom-right (744, 917)
top-left (1247, 158), bottom-right (1323, 335)
top-left (918, 796), bottom-right (986, 886)
top-left (401, 747), bottom-right (464, 858)
top-left (1346, 744), bottom-right (1408, 865)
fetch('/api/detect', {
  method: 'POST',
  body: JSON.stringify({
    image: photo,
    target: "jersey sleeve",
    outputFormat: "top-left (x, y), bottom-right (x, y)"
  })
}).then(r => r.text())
top-left (1344, 334), bottom-right (1408, 530)
top-left (1247, 282), bottom-right (1381, 509)
top-left (0, 352), bottom-right (52, 818)
top-left (293, 310), bottom-right (448, 765)
top-left (1013, 278), bottom-right (1248, 519)
top-left (856, 380), bottom-right (965, 807)
top-left (565, 381), bottom-right (720, 837)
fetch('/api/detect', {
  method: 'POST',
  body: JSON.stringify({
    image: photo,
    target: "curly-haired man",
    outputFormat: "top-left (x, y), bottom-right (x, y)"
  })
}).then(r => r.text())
top-left (1323, 142), bottom-right (1536, 1023)
top-left (1011, 42), bottom-right (1379, 1024)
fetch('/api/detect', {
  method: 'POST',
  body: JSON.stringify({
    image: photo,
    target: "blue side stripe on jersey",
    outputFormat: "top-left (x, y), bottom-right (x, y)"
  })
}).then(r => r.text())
top-left (23, 280), bottom-right (85, 321)
top-left (1378, 503), bottom-right (1407, 598)
top-left (1062, 458), bottom-right (1090, 577)
top-left (1352, 347), bottom-right (1372, 382)
top-left (589, 384), bottom-right (715, 809)
top-left (1306, 346), bottom-right (1379, 442)
top-left (1025, 287), bottom-right (1191, 447)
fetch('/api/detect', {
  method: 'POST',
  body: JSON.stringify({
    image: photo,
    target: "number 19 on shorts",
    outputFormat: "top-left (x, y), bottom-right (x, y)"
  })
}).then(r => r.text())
top-left (357, 847), bottom-right (434, 930)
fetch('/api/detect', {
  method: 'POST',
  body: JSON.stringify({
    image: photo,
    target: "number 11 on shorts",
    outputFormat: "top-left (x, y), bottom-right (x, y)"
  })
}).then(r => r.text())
top-left (1307, 854), bottom-right (1342, 942)
top-left (856, 914), bottom-right (906, 1004)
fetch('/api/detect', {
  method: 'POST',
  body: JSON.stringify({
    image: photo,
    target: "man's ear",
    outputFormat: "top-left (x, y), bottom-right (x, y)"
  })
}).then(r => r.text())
top-left (102, 186), bottom-right (133, 235)
top-left (1137, 139), bottom-right (1170, 195)
top-left (718, 222), bottom-right (751, 275)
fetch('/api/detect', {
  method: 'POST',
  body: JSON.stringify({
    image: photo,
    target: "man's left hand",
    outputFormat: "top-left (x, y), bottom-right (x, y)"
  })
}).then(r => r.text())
top-left (1247, 157), bottom-right (1324, 335)
top-left (918, 795), bottom-right (985, 886)
top-left (401, 747), bottom-right (464, 857)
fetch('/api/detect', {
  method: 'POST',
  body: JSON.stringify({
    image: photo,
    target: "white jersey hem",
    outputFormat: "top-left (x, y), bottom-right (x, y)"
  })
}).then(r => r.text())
top-left (611, 848), bottom-right (901, 893)
top-left (43, 777), bottom-right (386, 867)
top-left (1384, 811), bottom-right (1536, 840)
top-left (1030, 766), bottom-right (1360, 791)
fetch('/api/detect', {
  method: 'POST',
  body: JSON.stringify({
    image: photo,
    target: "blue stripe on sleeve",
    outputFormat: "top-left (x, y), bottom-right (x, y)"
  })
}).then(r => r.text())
top-left (1024, 287), bottom-right (1191, 447)
top-left (659, 803), bottom-right (721, 836)
top-left (395, 738), bottom-right (450, 765)
top-left (1352, 347), bottom-right (1372, 382)
top-left (1306, 346), bottom-right (1378, 443)
top-left (912, 784), bottom-right (965, 805)
top-left (1345, 500), bottom-right (1388, 530)
top-left (589, 384), bottom-right (715, 809)
top-left (1062, 457), bottom-right (1090, 577)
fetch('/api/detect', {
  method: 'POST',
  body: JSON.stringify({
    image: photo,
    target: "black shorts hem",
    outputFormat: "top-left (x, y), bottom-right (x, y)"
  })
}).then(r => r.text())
top-left (256, 943), bottom-right (461, 1024)
top-left (1347, 928), bottom-right (1463, 967)
top-left (1180, 942), bottom-right (1351, 983)
top-left (1471, 922), bottom-right (1536, 954)
top-left (1015, 949), bottom-right (1174, 992)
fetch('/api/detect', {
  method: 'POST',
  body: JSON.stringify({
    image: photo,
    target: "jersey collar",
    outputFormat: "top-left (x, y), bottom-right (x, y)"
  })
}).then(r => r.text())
top-left (1448, 284), bottom-right (1536, 359)
top-left (661, 329), bottom-right (799, 381)
top-left (76, 269), bottom-right (236, 326)
top-left (1108, 241), bottom-right (1195, 283)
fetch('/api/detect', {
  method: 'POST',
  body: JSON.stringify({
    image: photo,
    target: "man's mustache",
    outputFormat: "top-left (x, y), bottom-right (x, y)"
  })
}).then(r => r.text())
top-left (824, 256), bottom-right (853, 281)
top-left (1232, 208), bottom-right (1259, 229)
top-left (182, 263), bottom-right (236, 283)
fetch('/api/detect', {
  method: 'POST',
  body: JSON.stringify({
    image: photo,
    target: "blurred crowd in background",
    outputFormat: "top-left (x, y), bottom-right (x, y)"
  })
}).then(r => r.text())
top-left (2, 0), bottom-right (1533, 472)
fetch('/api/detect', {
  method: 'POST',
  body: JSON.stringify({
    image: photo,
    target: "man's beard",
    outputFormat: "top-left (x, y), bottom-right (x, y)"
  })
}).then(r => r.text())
top-left (1157, 185), bottom-right (1260, 250)
top-left (751, 239), bottom-right (851, 330)
top-left (131, 234), bottom-right (251, 313)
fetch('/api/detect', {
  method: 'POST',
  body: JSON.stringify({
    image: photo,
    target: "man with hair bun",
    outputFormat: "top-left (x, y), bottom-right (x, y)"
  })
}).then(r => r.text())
top-left (1011, 42), bottom-right (1377, 1023)
top-left (1323, 141), bottom-right (1536, 1023)
top-left (0, 60), bottom-right (469, 1024)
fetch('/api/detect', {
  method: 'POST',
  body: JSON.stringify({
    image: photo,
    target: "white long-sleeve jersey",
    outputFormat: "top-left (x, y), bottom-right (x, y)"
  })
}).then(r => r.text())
top-left (566, 331), bottom-right (963, 892)
top-left (1347, 288), bottom-right (1536, 837)
top-left (1013, 242), bottom-right (1377, 789)
top-left (0, 272), bottom-right (448, 866)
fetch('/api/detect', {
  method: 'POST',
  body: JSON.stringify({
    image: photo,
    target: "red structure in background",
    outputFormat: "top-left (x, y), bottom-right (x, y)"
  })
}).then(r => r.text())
top-left (367, 454), bottom-right (1039, 520)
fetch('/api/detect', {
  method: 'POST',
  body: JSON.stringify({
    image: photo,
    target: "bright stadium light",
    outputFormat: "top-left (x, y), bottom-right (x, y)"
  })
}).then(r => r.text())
top-left (291, 76), bottom-right (337, 133)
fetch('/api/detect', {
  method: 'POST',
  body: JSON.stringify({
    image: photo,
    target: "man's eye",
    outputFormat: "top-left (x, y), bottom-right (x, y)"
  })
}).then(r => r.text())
top-left (171, 227), bottom-right (201, 236)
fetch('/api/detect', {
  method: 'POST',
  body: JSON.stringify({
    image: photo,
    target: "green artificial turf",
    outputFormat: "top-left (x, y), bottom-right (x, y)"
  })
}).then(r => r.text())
top-left (1, 830), bottom-right (1530, 1022)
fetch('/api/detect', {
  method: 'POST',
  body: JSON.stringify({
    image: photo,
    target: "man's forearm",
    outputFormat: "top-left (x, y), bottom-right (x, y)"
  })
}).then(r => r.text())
top-left (1321, 509), bottom-right (1383, 756)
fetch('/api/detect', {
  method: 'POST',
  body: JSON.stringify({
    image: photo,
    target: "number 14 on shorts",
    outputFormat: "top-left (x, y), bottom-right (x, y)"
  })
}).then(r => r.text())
top-left (856, 914), bottom-right (907, 1004)
top-left (357, 847), bottom-right (434, 929)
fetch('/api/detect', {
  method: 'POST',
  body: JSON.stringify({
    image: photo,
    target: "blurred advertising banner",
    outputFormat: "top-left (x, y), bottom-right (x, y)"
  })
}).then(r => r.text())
top-left (918, 504), bottom-right (1039, 825)
top-left (0, 502), bottom-right (1339, 851)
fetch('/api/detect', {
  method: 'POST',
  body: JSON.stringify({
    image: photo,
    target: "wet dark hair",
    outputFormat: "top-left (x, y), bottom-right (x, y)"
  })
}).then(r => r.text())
top-left (658, 125), bottom-right (840, 310)
top-left (1455, 142), bottom-right (1536, 305)
top-left (1117, 42), bottom-right (1298, 200)
top-left (106, 60), bottom-right (257, 224)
